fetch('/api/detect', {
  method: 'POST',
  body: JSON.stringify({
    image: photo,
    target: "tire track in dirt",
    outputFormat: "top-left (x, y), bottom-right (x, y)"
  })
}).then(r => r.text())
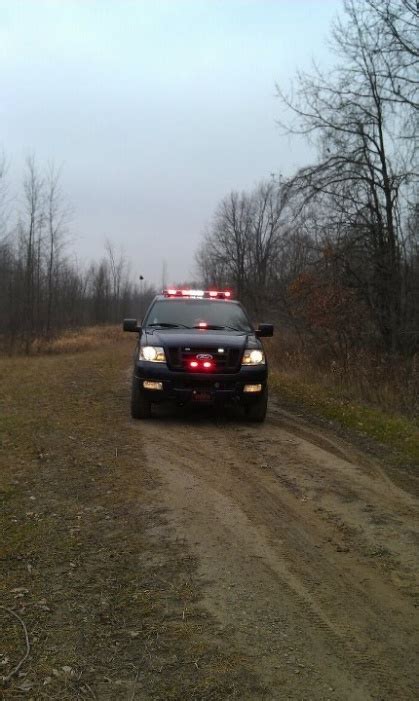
top-left (131, 400), bottom-right (419, 700)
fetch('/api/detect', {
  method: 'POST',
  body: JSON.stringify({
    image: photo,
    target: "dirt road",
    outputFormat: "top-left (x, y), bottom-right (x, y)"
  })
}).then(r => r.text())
top-left (1, 342), bottom-right (418, 700)
top-left (138, 399), bottom-right (419, 700)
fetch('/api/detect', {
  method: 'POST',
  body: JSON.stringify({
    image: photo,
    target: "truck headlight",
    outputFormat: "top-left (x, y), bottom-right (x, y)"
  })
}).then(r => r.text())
top-left (139, 346), bottom-right (166, 362)
top-left (241, 349), bottom-right (265, 365)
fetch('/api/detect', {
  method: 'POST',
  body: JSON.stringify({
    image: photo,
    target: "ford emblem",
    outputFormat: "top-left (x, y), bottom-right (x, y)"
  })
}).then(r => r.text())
top-left (196, 353), bottom-right (213, 360)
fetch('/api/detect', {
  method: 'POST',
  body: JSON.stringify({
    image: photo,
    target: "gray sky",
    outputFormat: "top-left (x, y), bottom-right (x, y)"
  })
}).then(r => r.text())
top-left (2, 0), bottom-right (340, 285)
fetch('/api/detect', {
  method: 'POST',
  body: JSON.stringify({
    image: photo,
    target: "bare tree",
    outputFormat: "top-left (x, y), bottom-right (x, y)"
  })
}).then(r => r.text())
top-left (0, 152), bottom-right (10, 242)
top-left (207, 191), bottom-right (253, 298)
top-left (105, 240), bottom-right (125, 323)
top-left (277, 0), bottom-right (418, 352)
top-left (364, 0), bottom-right (419, 119)
top-left (20, 156), bottom-right (45, 349)
top-left (196, 182), bottom-right (288, 314)
top-left (247, 181), bottom-right (287, 314)
top-left (0, 155), bottom-right (148, 350)
top-left (45, 162), bottom-right (71, 335)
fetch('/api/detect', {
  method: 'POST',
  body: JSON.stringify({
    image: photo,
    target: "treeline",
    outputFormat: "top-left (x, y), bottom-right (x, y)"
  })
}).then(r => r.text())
top-left (0, 156), bottom-right (155, 352)
top-left (196, 0), bottom-right (418, 359)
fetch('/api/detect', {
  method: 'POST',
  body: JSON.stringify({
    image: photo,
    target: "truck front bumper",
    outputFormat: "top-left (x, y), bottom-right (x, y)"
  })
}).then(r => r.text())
top-left (134, 362), bottom-right (267, 404)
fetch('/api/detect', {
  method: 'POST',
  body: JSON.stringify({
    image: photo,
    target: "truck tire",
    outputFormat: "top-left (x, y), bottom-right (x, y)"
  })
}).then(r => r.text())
top-left (131, 377), bottom-right (152, 419)
top-left (244, 387), bottom-right (268, 422)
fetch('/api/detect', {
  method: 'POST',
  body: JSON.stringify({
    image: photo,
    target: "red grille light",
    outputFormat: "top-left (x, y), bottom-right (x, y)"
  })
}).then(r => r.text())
top-left (188, 360), bottom-right (214, 371)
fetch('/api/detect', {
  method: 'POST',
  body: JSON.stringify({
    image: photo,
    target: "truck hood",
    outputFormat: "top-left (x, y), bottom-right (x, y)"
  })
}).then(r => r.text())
top-left (143, 327), bottom-right (256, 350)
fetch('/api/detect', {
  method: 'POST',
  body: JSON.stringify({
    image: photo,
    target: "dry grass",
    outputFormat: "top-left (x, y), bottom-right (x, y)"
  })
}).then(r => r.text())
top-left (266, 334), bottom-right (419, 420)
top-left (30, 325), bottom-right (123, 355)
top-left (0, 325), bottom-right (124, 357)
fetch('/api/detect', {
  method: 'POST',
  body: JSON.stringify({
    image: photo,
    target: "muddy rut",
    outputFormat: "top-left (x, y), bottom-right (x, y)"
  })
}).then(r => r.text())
top-left (134, 399), bottom-right (418, 700)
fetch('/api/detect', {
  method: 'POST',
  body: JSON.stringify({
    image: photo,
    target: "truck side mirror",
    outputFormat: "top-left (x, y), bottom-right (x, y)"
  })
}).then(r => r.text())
top-left (123, 318), bottom-right (141, 332)
top-left (256, 324), bottom-right (274, 338)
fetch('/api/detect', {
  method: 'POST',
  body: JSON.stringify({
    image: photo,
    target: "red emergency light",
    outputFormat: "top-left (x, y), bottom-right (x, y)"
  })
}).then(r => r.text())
top-left (188, 359), bottom-right (215, 371)
top-left (163, 289), bottom-right (232, 300)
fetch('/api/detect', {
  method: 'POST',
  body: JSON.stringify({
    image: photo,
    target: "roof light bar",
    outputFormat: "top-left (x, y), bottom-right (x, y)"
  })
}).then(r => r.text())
top-left (163, 289), bottom-right (233, 299)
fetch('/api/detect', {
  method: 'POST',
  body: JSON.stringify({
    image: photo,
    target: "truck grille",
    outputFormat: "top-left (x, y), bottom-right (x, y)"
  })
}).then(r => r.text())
top-left (166, 346), bottom-right (241, 372)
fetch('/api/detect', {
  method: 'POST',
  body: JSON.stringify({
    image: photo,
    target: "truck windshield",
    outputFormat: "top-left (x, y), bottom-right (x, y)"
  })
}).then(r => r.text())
top-left (144, 299), bottom-right (252, 332)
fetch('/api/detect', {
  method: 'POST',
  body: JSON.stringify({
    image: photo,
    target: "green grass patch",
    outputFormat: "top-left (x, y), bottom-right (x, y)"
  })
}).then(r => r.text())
top-left (271, 371), bottom-right (419, 469)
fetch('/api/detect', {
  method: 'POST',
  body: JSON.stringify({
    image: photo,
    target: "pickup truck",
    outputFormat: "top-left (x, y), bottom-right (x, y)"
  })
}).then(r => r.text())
top-left (123, 289), bottom-right (273, 421)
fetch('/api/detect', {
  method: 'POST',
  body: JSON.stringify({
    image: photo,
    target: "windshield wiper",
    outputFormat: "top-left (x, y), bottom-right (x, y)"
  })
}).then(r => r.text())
top-left (147, 322), bottom-right (190, 329)
top-left (222, 325), bottom-right (247, 332)
top-left (147, 322), bottom-right (247, 332)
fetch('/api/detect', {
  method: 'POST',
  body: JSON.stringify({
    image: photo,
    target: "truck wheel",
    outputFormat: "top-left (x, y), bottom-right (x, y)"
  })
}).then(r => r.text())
top-left (131, 377), bottom-right (151, 419)
top-left (244, 388), bottom-right (268, 423)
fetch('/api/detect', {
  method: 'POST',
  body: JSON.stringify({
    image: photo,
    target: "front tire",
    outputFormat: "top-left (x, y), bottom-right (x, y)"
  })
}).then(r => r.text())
top-left (131, 377), bottom-right (152, 419)
top-left (244, 387), bottom-right (268, 423)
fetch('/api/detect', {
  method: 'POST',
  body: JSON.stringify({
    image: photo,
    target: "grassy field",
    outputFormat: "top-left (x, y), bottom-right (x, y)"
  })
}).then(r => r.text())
top-left (0, 332), bottom-right (264, 700)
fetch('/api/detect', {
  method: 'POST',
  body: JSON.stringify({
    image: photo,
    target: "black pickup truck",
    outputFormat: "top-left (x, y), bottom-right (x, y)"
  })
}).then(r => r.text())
top-left (123, 289), bottom-right (274, 421)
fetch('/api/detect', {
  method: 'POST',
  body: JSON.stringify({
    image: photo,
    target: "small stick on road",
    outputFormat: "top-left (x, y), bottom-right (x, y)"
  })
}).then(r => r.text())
top-left (129, 671), bottom-right (139, 700)
top-left (0, 606), bottom-right (31, 684)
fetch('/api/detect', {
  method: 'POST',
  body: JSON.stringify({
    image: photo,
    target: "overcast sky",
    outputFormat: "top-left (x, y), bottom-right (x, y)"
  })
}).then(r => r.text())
top-left (2, 0), bottom-right (340, 285)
